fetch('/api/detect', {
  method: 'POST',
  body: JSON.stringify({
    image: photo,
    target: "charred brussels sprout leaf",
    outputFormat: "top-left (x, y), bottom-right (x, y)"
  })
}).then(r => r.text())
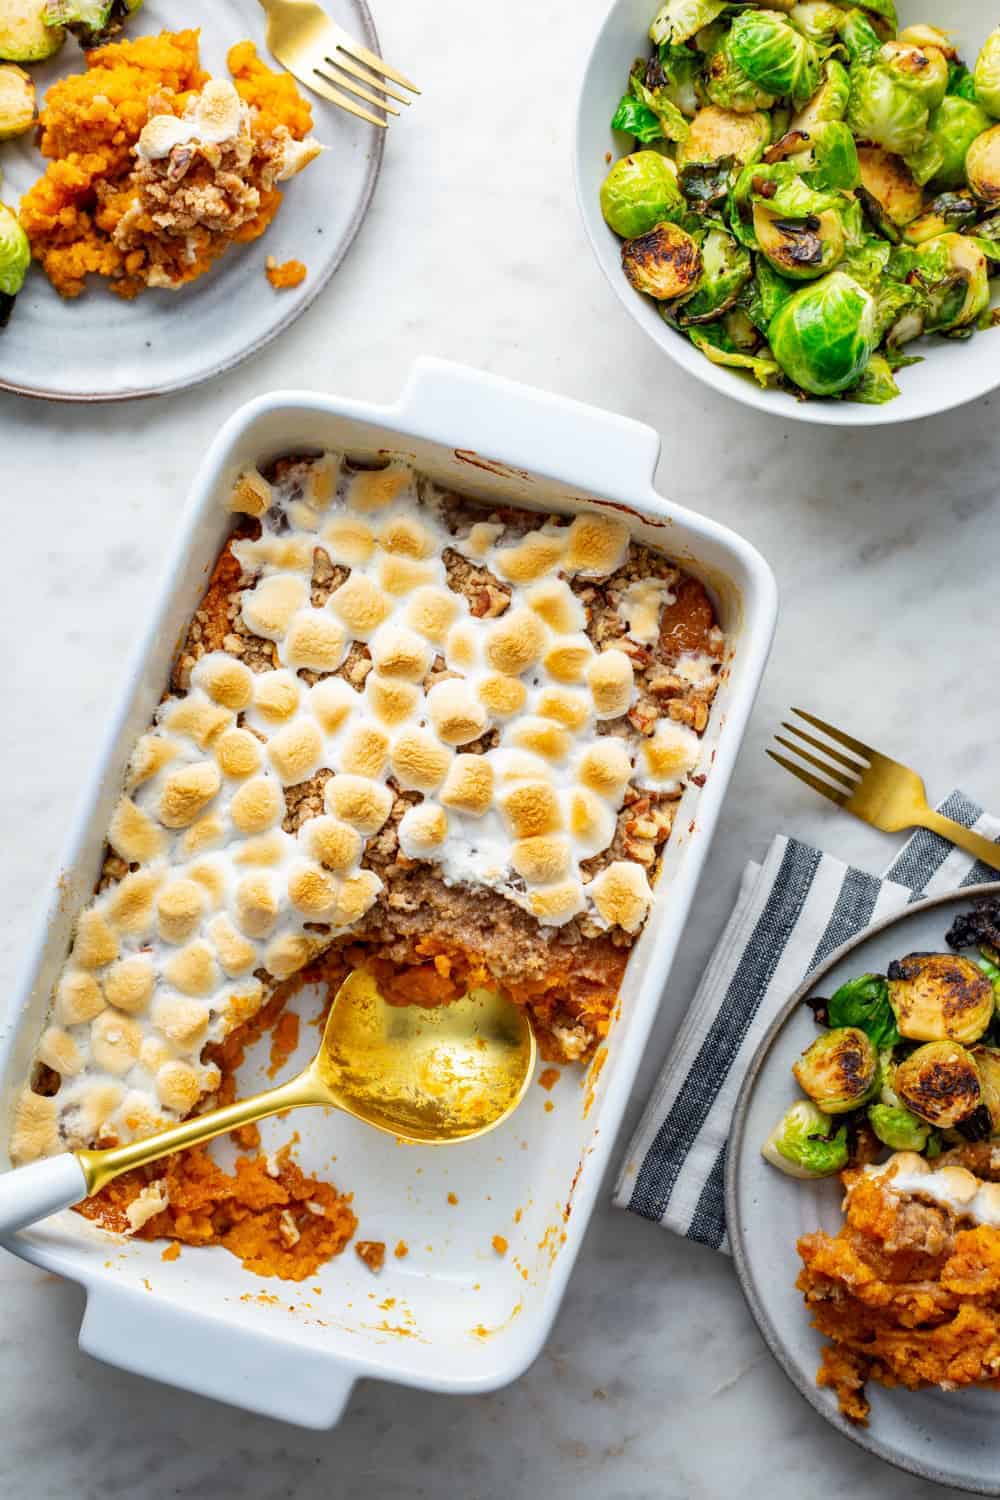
top-left (967, 125), bottom-right (1000, 206)
top-left (793, 1026), bottom-right (879, 1113)
top-left (761, 1099), bottom-right (849, 1178)
top-left (848, 351), bottom-right (900, 402)
top-left (704, 29), bottom-right (776, 114)
top-left (622, 220), bottom-right (703, 298)
top-left (601, 152), bottom-right (685, 238)
top-left (675, 226), bottom-right (751, 323)
top-left (686, 321), bottom-right (782, 384)
top-left (906, 97), bottom-right (993, 190)
top-left (611, 92), bottom-right (663, 144)
top-left (975, 28), bottom-right (1000, 120)
top-left (847, 64), bottom-right (930, 158)
top-left (768, 270), bottom-right (876, 394)
top-left (0, 200), bottom-right (30, 330)
top-left (0, 0), bottom-right (63, 60)
top-left (904, 191), bottom-right (980, 243)
top-left (630, 56), bottom-right (692, 143)
top-left (827, 973), bottom-right (900, 1049)
top-left (0, 60), bottom-right (34, 139)
top-left (867, 1102), bottom-right (931, 1151)
top-left (650, 0), bottom-right (726, 47)
top-left (679, 154), bottom-right (737, 209)
top-left (893, 1040), bottom-right (983, 1129)
top-left (42, 0), bottom-right (141, 47)
top-left (887, 951), bottom-right (995, 1043)
top-left (729, 10), bottom-right (821, 105)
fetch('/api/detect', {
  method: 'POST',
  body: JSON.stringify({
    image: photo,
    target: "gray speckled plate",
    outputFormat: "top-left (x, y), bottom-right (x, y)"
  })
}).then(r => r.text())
top-left (727, 883), bottom-right (1000, 1496)
top-left (0, 0), bottom-right (383, 401)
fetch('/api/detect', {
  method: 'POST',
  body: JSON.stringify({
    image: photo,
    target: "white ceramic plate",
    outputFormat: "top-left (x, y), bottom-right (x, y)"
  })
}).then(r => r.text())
top-left (0, 0), bottom-right (383, 401)
top-left (575, 0), bottom-right (1000, 426)
top-left (727, 882), bottom-right (1000, 1495)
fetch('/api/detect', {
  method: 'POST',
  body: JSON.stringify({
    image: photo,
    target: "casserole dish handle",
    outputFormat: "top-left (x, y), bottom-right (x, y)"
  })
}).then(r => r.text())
top-left (79, 1286), bottom-right (357, 1428)
top-left (394, 357), bottom-right (662, 499)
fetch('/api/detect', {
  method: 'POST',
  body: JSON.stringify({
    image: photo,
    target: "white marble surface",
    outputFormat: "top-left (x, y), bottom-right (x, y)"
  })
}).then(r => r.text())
top-left (0, 0), bottom-right (997, 1494)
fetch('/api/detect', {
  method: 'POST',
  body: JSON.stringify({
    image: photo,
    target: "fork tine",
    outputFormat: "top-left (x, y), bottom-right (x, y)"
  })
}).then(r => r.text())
top-left (766, 749), bottom-right (849, 806)
top-left (327, 51), bottom-right (411, 104)
top-left (780, 722), bottom-right (865, 775)
top-left (773, 734), bottom-right (857, 791)
top-left (316, 64), bottom-right (400, 114)
top-left (335, 38), bottom-right (420, 93)
top-left (790, 707), bottom-right (875, 763)
top-left (303, 71), bottom-right (388, 127)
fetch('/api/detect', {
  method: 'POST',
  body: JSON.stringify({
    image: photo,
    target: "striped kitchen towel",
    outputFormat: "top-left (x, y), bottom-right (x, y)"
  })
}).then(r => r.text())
top-left (614, 790), bottom-right (1000, 1253)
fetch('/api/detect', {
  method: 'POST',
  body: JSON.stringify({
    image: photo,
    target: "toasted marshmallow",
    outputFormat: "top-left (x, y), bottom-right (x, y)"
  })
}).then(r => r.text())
top-left (638, 722), bottom-right (700, 791)
top-left (252, 669), bottom-right (301, 724)
top-left (338, 722), bottom-right (390, 779)
top-left (234, 873), bottom-right (280, 939)
top-left (157, 1060), bottom-right (203, 1115)
top-left (445, 622), bottom-right (479, 673)
top-left (164, 941), bottom-right (218, 998)
top-left (283, 610), bottom-right (347, 673)
top-left (127, 733), bottom-right (179, 790)
top-left (109, 796), bottom-right (165, 863)
top-left (377, 554), bottom-right (436, 595)
top-left (164, 697), bottom-right (232, 750)
top-left (578, 740), bottom-right (632, 801)
top-left (493, 532), bottom-right (564, 584)
top-left (500, 781), bottom-right (562, 839)
top-left (325, 774), bottom-right (394, 834)
top-left (216, 727), bottom-right (263, 779)
top-left (288, 861), bottom-right (338, 919)
top-left (478, 673), bottom-right (526, 720)
top-left (370, 625), bottom-right (431, 681)
top-left (308, 676), bottom-right (357, 734)
top-left (587, 649), bottom-right (635, 720)
top-left (508, 717), bottom-right (572, 763)
top-left (427, 679), bottom-right (489, 746)
top-left (73, 910), bottom-right (118, 971)
top-left (391, 729), bottom-right (452, 793)
top-left (159, 762), bottom-right (222, 829)
top-left (525, 577), bottom-right (586, 634)
top-left (228, 467), bottom-right (272, 517)
top-left (398, 803), bottom-right (449, 858)
top-left (440, 755), bottom-right (494, 817)
top-left (153, 993), bottom-right (209, 1049)
top-left (485, 609), bottom-right (545, 676)
top-left (104, 955), bottom-right (155, 1014)
top-left (208, 914), bottom-right (258, 977)
top-left (568, 788), bottom-right (617, 858)
top-left (526, 880), bottom-right (585, 926)
top-left (380, 514), bottom-right (435, 558)
top-left (265, 933), bottom-right (319, 980)
top-left (303, 815), bottom-right (362, 872)
top-left (11, 1091), bottom-right (60, 1163)
top-left (348, 466), bottom-right (411, 512)
top-left (322, 513), bottom-right (376, 566)
top-left (268, 719), bottom-right (324, 785)
top-left (366, 673), bottom-right (421, 728)
top-left (543, 633), bottom-right (594, 684)
top-left (536, 686), bottom-right (591, 732)
top-left (563, 514), bottom-right (629, 576)
top-left (590, 862), bottom-right (652, 933)
top-left (512, 835), bottom-right (570, 884)
top-left (106, 870), bottom-right (160, 936)
top-left (329, 869), bottom-right (382, 926)
top-left (328, 572), bottom-right (389, 637)
top-left (38, 1026), bottom-right (83, 1077)
top-left (230, 776), bottom-right (284, 835)
top-left (242, 573), bottom-right (308, 641)
top-left (91, 1010), bottom-right (143, 1075)
top-left (407, 587), bottom-right (459, 643)
top-left (157, 879), bottom-right (206, 945)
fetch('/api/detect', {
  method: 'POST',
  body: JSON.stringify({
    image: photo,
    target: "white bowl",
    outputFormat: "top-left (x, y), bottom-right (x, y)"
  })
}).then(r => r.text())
top-left (575, 0), bottom-right (998, 426)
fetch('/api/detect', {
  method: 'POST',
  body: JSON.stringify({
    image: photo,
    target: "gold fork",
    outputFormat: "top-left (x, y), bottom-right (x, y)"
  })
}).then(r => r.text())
top-left (767, 707), bottom-right (1000, 872)
top-left (258, 0), bottom-right (419, 129)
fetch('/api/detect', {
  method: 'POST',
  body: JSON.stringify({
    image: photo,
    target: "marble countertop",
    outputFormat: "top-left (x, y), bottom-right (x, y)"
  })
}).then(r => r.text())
top-left (1, 0), bottom-right (997, 1494)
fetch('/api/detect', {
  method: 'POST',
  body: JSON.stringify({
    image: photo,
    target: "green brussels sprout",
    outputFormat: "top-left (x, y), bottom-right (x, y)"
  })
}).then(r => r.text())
top-left (627, 58), bottom-right (691, 144)
top-left (622, 219), bottom-right (703, 299)
top-left (827, 973), bottom-right (901, 1049)
top-left (0, 0), bottom-right (63, 61)
top-left (844, 234), bottom-right (892, 291)
top-left (967, 125), bottom-right (1000, 206)
top-left (686, 320), bottom-right (782, 384)
top-left (676, 104), bottom-right (771, 166)
top-left (600, 152), bottom-right (685, 238)
top-left (848, 352), bottom-right (901, 402)
top-left (788, 2), bottom-right (842, 47)
top-left (650, 0), bottom-right (726, 48)
top-left (674, 225), bottom-right (752, 322)
top-left (894, 232), bottom-right (990, 332)
top-left (721, 304), bottom-right (762, 348)
top-left (879, 39), bottom-right (949, 113)
top-left (761, 1098), bottom-right (849, 1178)
top-left (42, 0), bottom-right (141, 48)
top-left (791, 59), bottom-right (851, 133)
top-left (0, 200), bottom-right (30, 330)
top-left (0, 60), bottom-right (33, 139)
top-left (976, 29), bottom-right (1000, 120)
top-left (873, 275), bottom-right (926, 344)
top-left (729, 10), bottom-right (821, 105)
top-left (704, 30), bottom-right (777, 113)
top-left (904, 191), bottom-right (980, 243)
top-left (793, 1025), bottom-right (879, 1113)
top-left (839, 8), bottom-right (882, 66)
top-left (856, 0), bottom-right (896, 34)
top-left (768, 270), bottom-right (876, 394)
top-left (906, 97), bottom-right (993, 190)
top-left (847, 64), bottom-right (930, 157)
top-left (803, 121), bottom-right (860, 189)
top-left (655, 41), bottom-right (704, 117)
top-left (887, 951), bottom-right (995, 1044)
top-left (893, 1040), bottom-right (983, 1130)
top-left (867, 1101), bottom-right (931, 1149)
top-left (611, 90), bottom-right (667, 144)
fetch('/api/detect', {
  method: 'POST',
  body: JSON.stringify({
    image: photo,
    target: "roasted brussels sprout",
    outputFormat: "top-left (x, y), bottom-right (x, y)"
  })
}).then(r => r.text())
top-left (867, 1101), bottom-right (931, 1151)
top-left (887, 951), bottom-right (995, 1044)
top-left (894, 232), bottom-right (990, 332)
top-left (753, 198), bottom-right (845, 279)
top-left (673, 225), bottom-right (751, 323)
top-left (897, 23), bottom-right (954, 60)
top-left (0, 60), bottom-right (33, 139)
top-left (628, 56), bottom-right (692, 143)
top-left (761, 1099), bottom-right (849, 1179)
top-left (903, 191), bottom-right (980, 243)
top-left (601, 151), bottom-right (685, 238)
top-left (894, 1040), bottom-right (983, 1129)
top-left (676, 103), bottom-right (770, 166)
top-left (856, 146), bottom-right (922, 242)
top-left (729, 9), bottom-right (821, 105)
top-left (0, 0), bottom-right (62, 59)
top-left (967, 125), bottom-right (1000, 207)
top-left (879, 38), bottom-right (948, 113)
top-left (768, 270), bottom-right (876, 394)
top-left (42, 0), bottom-right (140, 47)
top-left (847, 64), bottom-right (930, 158)
top-left (622, 220), bottom-right (702, 298)
top-left (788, 2), bottom-right (842, 47)
top-left (827, 973), bottom-right (900, 1049)
top-left (650, 0), bottom-right (726, 47)
top-left (839, 8), bottom-right (883, 66)
top-left (686, 321), bottom-right (781, 384)
top-left (791, 59), bottom-right (850, 133)
top-left (704, 29), bottom-right (776, 114)
top-left (907, 97), bottom-right (993, 190)
top-left (976, 28), bottom-right (1000, 121)
top-left (768, 121), bottom-right (859, 191)
top-left (972, 1047), bottom-right (1000, 1134)
top-left (793, 1026), bottom-right (879, 1113)
top-left (654, 41), bottom-right (703, 117)
top-left (0, 199), bottom-right (29, 330)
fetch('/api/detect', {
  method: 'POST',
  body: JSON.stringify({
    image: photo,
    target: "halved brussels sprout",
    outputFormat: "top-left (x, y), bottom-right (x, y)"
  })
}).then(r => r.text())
top-left (0, 199), bottom-right (29, 330)
top-left (761, 1099), bottom-right (849, 1178)
top-left (629, 57), bottom-right (691, 144)
top-left (650, 0), bottom-right (726, 47)
top-left (976, 28), bottom-right (1000, 121)
top-left (768, 270), bottom-right (876, 394)
top-left (879, 39), bottom-right (949, 113)
top-left (907, 97), bottom-right (993, 190)
top-left (0, 60), bottom-right (33, 140)
top-left (686, 321), bottom-right (781, 384)
top-left (887, 951), bottom-right (995, 1044)
top-left (42, 0), bottom-right (140, 47)
top-left (857, 146), bottom-right (923, 240)
top-left (601, 151), bottom-right (685, 239)
top-left (677, 104), bottom-right (771, 166)
top-left (622, 220), bottom-right (703, 298)
top-left (753, 198), bottom-right (845, 279)
top-left (729, 9), bottom-right (821, 105)
top-left (654, 41), bottom-right (704, 117)
top-left (967, 125), bottom-right (1000, 207)
top-left (973, 1047), bottom-right (1000, 1133)
top-left (867, 1101), bottom-right (931, 1151)
top-left (0, 0), bottom-right (63, 60)
top-left (839, 8), bottom-right (882, 66)
top-left (875, 277), bottom-right (926, 346)
top-left (704, 30), bottom-right (776, 113)
top-left (675, 225), bottom-right (751, 322)
top-left (847, 64), bottom-right (930, 158)
top-left (893, 1040), bottom-right (983, 1130)
top-left (791, 60), bottom-right (851, 134)
top-left (788, 2), bottom-right (842, 47)
top-left (828, 972), bottom-right (900, 1049)
top-left (899, 232), bottom-right (990, 331)
top-left (904, 191), bottom-right (980, 243)
top-left (792, 1026), bottom-right (879, 1113)
top-left (897, 24), bottom-right (955, 61)
top-left (768, 121), bottom-right (859, 190)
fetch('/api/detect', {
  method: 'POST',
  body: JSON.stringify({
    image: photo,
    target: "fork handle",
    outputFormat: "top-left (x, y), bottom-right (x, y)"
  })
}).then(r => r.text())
top-left (920, 810), bottom-right (1000, 873)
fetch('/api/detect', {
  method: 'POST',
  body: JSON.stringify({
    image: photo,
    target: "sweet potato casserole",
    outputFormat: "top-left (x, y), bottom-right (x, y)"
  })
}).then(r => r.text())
top-left (11, 454), bottom-right (724, 1276)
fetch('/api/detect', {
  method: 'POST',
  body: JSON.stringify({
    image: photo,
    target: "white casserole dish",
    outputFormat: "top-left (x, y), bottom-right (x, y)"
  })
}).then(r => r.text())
top-left (0, 358), bottom-right (776, 1428)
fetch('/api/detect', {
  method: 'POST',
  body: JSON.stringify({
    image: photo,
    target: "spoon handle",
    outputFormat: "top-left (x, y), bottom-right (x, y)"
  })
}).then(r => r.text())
top-left (0, 1151), bottom-right (89, 1236)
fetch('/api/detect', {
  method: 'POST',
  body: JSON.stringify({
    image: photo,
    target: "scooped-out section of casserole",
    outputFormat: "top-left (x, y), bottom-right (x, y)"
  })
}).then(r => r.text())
top-left (10, 454), bottom-right (724, 1278)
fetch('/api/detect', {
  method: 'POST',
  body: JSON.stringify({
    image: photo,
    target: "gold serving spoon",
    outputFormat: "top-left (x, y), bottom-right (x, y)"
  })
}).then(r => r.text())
top-left (0, 971), bottom-right (536, 1236)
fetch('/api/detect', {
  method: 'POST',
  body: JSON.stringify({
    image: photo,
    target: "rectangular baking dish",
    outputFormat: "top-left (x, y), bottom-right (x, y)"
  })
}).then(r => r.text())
top-left (0, 359), bottom-right (776, 1428)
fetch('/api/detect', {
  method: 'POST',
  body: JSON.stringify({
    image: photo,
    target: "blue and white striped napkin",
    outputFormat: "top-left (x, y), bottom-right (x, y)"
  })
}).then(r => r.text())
top-left (614, 791), bottom-right (1000, 1253)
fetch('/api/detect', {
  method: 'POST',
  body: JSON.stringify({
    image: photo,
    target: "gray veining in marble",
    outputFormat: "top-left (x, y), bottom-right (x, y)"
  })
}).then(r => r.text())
top-left (1, 0), bottom-right (996, 1494)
